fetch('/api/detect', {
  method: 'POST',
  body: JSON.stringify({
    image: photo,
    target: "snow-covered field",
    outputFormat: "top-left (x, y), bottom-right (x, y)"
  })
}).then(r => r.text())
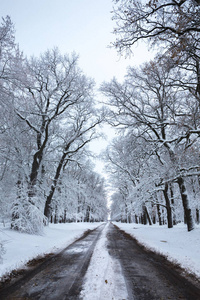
top-left (0, 222), bottom-right (101, 278)
top-left (0, 221), bottom-right (200, 299)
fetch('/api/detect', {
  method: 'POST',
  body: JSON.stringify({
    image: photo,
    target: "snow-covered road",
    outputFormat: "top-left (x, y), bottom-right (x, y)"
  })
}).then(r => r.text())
top-left (80, 223), bottom-right (128, 300)
top-left (82, 223), bottom-right (200, 300)
top-left (1, 222), bottom-right (200, 299)
top-left (0, 224), bottom-right (105, 299)
top-left (0, 223), bottom-right (129, 299)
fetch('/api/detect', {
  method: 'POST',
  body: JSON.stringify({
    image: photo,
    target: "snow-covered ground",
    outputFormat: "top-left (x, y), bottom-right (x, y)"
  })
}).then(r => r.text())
top-left (114, 222), bottom-right (200, 279)
top-left (0, 221), bottom-right (200, 299)
top-left (0, 222), bottom-right (101, 278)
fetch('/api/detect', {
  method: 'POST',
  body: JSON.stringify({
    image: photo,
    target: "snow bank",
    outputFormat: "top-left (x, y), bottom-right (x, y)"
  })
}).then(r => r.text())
top-left (114, 222), bottom-right (200, 278)
top-left (0, 222), bottom-right (101, 278)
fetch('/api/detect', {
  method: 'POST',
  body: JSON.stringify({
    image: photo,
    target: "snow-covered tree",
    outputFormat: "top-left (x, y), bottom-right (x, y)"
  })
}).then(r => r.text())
top-left (101, 57), bottom-right (200, 231)
top-left (48, 160), bottom-right (108, 223)
top-left (112, 0), bottom-right (200, 60)
top-left (0, 17), bottom-right (106, 233)
top-left (0, 16), bottom-right (26, 226)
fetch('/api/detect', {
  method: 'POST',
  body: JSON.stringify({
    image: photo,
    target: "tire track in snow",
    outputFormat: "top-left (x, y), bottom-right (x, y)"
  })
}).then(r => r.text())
top-left (80, 222), bottom-right (128, 300)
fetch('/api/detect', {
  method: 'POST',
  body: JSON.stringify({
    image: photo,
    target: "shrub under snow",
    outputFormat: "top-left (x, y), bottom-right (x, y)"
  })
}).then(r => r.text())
top-left (11, 201), bottom-right (47, 235)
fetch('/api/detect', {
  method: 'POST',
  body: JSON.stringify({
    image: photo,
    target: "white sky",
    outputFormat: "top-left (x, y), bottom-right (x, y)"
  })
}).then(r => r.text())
top-left (0, 0), bottom-right (153, 85)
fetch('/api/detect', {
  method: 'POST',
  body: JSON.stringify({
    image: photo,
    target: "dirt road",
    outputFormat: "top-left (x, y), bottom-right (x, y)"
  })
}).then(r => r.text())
top-left (0, 224), bottom-right (105, 300)
top-left (0, 222), bottom-right (200, 300)
top-left (107, 223), bottom-right (200, 300)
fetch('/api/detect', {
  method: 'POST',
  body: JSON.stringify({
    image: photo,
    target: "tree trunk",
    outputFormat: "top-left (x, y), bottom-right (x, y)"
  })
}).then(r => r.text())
top-left (135, 214), bottom-right (138, 224)
top-left (157, 204), bottom-right (162, 226)
top-left (29, 127), bottom-right (49, 198)
top-left (54, 214), bottom-right (58, 224)
top-left (85, 206), bottom-right (90, 222)
top-left (44, 188), bottom-right (54, 220)
top-left (177, 177), bottom-right (194, 231)
top-left (29, 154), bottom-right (39, 192)
top-left (28, 149), bottom-right (43, 198)
top-left (125, 203), bottom-right (129, 223)
top-left (170, 183), bottom-right (174, 205)
top-left (143, 205), bottom-right (152, 225)
top-left (11, 177), bottom-right (23, 229)
top-left (44, 151), bottom-right (67, 220)
top-left (141, 211), bottom-right (147, 225)
top-left (163, 183), bottom-right (173, 228)
top-left (54, 206), bottom-right (58, 224)
top-left (128, 213), bottom-right (132, 223)
top-left (63, 209), bottom-right (67, 223)
top-left (196, 209), bottom-right (199, 225)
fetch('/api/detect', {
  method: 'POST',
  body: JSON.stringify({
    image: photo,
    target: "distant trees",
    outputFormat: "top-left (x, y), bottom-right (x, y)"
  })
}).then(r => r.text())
top-left (45, 160), bottom-right (107, 224)
top-left (0, 16), bottom-right (107, 234)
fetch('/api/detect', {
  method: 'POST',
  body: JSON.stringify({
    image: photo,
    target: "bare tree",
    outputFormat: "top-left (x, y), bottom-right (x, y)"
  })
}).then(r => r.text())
top-left (12, 49), bottom-right (93, 197)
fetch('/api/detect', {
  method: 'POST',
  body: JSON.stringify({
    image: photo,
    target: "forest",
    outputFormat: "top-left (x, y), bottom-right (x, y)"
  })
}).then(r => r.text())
top-left (0, 0), bottom-right (200, 243)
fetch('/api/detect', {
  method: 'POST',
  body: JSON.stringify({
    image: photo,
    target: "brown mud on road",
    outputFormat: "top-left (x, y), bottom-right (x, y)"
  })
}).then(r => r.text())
top-left (107, 223), bottom-right (200, 300)
top-left (0, 224), bottom-right (105, 300)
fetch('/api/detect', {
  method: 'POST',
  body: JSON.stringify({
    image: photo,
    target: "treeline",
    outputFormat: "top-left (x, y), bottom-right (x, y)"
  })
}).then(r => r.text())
top-left (0, 16), bottom-right (107, 234)
top-left (102, 0), bottom-right (200, 231)
top-left (1, 0), bottom-right (200, 235)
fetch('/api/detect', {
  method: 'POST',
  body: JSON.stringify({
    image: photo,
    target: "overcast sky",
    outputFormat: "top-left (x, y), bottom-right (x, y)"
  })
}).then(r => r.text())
top-left (0, 0), bottom-right (153, 85)
top-left (0, 0), bottom-right (153, 178)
